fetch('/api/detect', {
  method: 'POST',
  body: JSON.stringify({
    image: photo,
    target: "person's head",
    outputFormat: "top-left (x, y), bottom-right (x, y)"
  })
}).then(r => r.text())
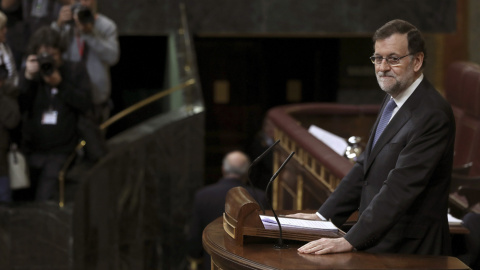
top-left (222, 151), bottom-right (251, 180)
top-left (78, 0), bottom-right (97, 14)
top-left (27, 26), bottom-right (66, 69)
top-left (371, 19), bottom-right (425, 98)
top-left (0, 11), bottom-right (8, 43)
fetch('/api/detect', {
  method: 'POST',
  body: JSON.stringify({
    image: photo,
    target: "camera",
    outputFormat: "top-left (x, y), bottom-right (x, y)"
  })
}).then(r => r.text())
top-left (37, 53), bottom-right (56, 76)
top-left (71, 3), bottom-right (94, 25)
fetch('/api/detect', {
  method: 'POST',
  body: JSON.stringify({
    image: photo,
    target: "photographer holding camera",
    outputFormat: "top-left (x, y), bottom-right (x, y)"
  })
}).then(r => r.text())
top-left (52, 0), bottom-right (119, 126)
top-left (17, 26), bottom-right (92, 201)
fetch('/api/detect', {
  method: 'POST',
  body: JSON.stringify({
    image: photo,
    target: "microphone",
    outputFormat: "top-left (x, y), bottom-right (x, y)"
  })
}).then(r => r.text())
top-left (246, 139), bottom-right (280, 214)
top-left (250, 139), bottom-right (280, 166)
top-left (264, 151), bottom-right (295, 249)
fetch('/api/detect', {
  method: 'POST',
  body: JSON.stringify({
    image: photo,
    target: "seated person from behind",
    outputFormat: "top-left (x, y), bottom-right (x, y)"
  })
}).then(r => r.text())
top-left (187, 150), bottom-right (267, 270)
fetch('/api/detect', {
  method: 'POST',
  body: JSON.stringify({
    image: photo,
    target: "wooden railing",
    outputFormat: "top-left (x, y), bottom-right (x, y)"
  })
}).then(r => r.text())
top-left (267, 103), bottom-right (380, 210)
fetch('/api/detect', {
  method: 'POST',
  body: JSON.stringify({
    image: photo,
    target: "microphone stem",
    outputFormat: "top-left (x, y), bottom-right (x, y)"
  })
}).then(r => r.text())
top-left (271, 207), bottom-right (284, 247)
top-left (247, 140), bottom-right (280, 214)
top-left (265, 151), bottom-right (295, 249)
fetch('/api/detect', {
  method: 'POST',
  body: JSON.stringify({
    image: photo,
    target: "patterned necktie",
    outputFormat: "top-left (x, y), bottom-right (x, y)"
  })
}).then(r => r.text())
top-left (373, 99), bottom-right (397, 146)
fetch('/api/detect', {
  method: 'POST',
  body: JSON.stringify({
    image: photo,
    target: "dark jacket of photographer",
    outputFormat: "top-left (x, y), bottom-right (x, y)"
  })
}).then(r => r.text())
top-left (18, 60), bottom-right (92, 154)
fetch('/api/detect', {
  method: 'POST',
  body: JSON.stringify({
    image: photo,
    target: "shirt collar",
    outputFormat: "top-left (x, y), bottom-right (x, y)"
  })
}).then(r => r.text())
top-left (392, 73), bottom-right (424, 108)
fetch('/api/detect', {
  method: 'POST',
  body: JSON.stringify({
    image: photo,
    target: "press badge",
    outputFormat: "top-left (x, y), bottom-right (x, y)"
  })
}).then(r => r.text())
top-left (42, 110), bottom-right (58, 125)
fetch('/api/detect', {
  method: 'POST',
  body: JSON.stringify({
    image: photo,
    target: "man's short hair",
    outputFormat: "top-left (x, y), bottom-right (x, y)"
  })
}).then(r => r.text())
top-left (26, 26), bottom-right (67, 55)
top-left (373, 19), bottom-right (427, 69)
top-left (222, 154), bottom-right (250, 177)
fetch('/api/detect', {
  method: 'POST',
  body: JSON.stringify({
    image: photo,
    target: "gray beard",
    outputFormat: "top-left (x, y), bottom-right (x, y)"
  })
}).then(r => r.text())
top-left (377, 73), bottom-right (402, 96)
top-left (376, 69), bottom-right (415, 98)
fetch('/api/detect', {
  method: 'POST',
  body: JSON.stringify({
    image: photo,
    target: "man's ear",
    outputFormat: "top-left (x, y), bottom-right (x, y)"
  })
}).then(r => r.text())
top-left (413, 52), bottom-right (424, 72)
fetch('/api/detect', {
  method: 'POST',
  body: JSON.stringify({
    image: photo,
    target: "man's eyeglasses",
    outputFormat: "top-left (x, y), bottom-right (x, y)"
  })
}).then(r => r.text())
top-left (369, 54), bottom-right (412, 66)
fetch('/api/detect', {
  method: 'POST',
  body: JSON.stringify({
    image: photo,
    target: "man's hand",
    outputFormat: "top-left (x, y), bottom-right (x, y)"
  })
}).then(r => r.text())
top-left (25, 55), bottom-right (39, 80)
top-left (43, 70), bottom-right (62, 87)
top-left (298, 237), bottom-right (353, 255)
top-left (57, 5), bottom-right (73, 27)
top-left (285, 213), bottom-right (320, 220)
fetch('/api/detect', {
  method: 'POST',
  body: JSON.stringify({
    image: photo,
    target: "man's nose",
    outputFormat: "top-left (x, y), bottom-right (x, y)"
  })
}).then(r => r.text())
top-left (378, 59), bottom-right (391, 71)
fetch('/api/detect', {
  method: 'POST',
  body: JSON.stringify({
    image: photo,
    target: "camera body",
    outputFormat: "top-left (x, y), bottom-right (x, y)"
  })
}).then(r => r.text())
top-left (37, 52), bottom-right (56, 76)
top-left (71, 3), bottom-right (94, 25)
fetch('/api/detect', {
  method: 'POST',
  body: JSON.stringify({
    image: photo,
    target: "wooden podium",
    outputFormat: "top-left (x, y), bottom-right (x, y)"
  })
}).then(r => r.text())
top-left (203, 218), bottom-right (470, 270)
top-left (222, 186), bottom-right (344, 246)
top-left (202, 186), bottom-right (471, 270)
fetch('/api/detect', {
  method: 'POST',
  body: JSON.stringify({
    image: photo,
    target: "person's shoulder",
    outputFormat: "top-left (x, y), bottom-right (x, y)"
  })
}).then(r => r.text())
top-left (411, 79), bottom-right (452, 112)
top-left (194, 182), bottom-right (223, 197)
top-left (195, 178), bottom-right (245, 197)
top-left (96, 13), bottom-right (117, 27)
top-left (409, 81), bottom-right (455, 128)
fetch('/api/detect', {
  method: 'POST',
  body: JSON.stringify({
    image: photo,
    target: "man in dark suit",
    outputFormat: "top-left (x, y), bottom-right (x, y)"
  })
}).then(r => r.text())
top-left (187, 150), bottom-right (267, 270)
top-left (290, 19), bottom-right (455, 256)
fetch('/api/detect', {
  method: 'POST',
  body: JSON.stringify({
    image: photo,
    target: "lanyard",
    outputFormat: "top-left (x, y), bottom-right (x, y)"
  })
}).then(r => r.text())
top-left (46, 85), bottom-right (58, 111)
top-left (76, 36), bottom-right (85, 58)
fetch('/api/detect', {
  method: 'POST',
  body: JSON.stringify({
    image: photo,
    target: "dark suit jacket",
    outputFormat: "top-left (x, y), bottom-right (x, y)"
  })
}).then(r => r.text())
top-left (187, 177), bottom-right (268, 270)
top-left (319, 78), bottom-right (455, 255)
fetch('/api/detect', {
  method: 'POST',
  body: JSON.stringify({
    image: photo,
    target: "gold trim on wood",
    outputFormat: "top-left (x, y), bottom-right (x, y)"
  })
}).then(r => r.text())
top-left (100, 79), bottom-right (195, 130)
top-left (296, 176), bottom-right (304, 210)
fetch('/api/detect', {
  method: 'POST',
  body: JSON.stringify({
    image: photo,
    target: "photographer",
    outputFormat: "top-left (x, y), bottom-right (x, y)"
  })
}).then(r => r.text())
top-left (18, 26), bottom-right (92, 201)
top-left (52, 0), bottom-right (119, 125)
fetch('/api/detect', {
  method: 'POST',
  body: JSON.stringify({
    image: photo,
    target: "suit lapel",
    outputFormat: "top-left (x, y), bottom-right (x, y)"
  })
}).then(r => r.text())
top-left (364, 79), bottom-right (428, 172)
top-left (363, 96), bottom-right (388, 162)
top-left (365, 109), bottom-right (411, 169)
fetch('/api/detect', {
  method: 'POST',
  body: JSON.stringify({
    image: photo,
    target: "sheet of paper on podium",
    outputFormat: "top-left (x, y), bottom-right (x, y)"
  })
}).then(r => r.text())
top-left (260, 215), bottom-right (338, 232)
top-left (308, 125), bottom-right (347, 156)
top-left (447, 213), bottom-right (462, 225)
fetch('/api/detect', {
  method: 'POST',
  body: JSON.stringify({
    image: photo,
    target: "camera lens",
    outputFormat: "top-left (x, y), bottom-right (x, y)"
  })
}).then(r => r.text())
top-left (72, 4), bottom-right (94, 25)
top-left (37, 53), bottom-right (55, 76)
top-left (40, 63), bottom-right (54, 76)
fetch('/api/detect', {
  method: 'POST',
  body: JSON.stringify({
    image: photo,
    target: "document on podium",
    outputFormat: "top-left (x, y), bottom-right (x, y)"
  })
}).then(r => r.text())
top-left (308, 125), bottom-right (348, 156)
top-left (260, 215), bottom-right (338, 232)
top-left (448, 213), bottom-right (463, 226)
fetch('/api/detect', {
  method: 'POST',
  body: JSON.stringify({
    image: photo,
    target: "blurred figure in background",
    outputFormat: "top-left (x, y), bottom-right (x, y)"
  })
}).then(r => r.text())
top-left (459, 212), bottom-right (480, 270)
top-left (187, 150), bottom-right (267, 270)
top-left (0, 10), bottom-right (18, 87)
top-left (0, 62), bottom-right (20, 202)
top-left (17, 26), bottom-right (92, 201)
top-left (52, 0), bottom-right (119, 125)
top-left (0, 10), bottom-right (21, 202)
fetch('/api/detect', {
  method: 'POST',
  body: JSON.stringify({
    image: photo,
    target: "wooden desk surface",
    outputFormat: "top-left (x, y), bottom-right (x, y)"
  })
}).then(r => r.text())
top-left (203, 217), bottom-right (469, 270)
